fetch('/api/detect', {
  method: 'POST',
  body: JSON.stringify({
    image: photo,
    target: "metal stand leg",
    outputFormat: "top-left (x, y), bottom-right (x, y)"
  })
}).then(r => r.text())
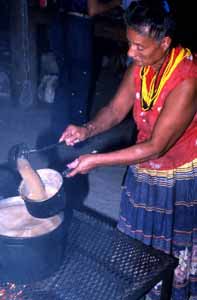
top-left (160, 269), bottom-right (174, 300)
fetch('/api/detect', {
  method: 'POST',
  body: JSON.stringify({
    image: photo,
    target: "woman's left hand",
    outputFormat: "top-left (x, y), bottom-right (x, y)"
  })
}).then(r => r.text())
top-left (65, 154), bottom-right (98, 177)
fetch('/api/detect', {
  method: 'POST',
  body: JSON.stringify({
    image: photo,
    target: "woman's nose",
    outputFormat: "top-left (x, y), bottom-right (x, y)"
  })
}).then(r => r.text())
top-left (127, 45), bottom-right (135, 58)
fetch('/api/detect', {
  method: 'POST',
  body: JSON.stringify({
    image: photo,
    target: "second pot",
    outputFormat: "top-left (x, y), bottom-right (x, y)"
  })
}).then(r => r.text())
top-left (19, 168), bottom-right (66, 218)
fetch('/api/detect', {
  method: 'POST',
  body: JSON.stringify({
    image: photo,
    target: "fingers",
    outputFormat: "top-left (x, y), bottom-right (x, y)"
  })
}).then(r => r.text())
top-left (59, 125), bottom-right (71, 142)
top-left (65, 158), bottom-right (80, 178)
top-left (59, 133), bottom-right (66, 143)
top-left (59, 131), bottom-right (68, 143)
top-left (66, 168), bottom-right (80, 178)
top-left (66, 137), bottom-right (80, 146)
top-left (59, 125), bottom-right (82, 145)
top-left (65, 156), bottom-right (91, 178)
top-left (67, 158), bottom-right (79, 169)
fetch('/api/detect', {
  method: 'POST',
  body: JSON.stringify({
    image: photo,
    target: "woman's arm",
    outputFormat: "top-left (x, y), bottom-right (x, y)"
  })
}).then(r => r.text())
top-left (97, 78), bottom-right (197, 165)
top-left (83, 64), bottom-right (136, 137)
top-left (59, 64), bottom-right (136, 144)
top-left (66, 77), bottom-right (197, 176)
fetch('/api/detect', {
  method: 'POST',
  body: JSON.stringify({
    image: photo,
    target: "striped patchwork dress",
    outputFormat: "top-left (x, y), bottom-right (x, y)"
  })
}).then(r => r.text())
top-left (117, 47), bottom-right (197, 300)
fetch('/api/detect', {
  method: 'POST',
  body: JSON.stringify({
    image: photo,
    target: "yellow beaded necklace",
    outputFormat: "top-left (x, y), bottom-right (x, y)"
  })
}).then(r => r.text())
top-left (140, 47), bottom-right (192, 111)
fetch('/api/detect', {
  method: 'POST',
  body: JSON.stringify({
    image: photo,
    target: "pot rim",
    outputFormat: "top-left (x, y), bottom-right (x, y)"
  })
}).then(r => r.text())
top-left (19, 168), bottom-right (63, 203)
top-left (0, 196), bottom-right (64, 240)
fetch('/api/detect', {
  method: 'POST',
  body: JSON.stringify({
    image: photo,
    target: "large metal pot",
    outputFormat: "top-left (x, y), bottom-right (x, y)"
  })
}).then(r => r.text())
top-left (19, 168), bottom-right (66, 218)
top-left (0, 196), bottom-right (67, 284)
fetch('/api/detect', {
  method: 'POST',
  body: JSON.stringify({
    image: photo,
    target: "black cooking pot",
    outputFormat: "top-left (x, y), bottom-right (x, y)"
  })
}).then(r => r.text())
top-left (0, 196), bottom-right (68, 284)
top-left (19, 168), bottom-right (66, 218)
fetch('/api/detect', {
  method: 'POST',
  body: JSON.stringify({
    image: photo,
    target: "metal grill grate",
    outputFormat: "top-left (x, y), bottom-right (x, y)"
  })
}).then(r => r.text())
top-left (0, 210), bottom-right (178, 300)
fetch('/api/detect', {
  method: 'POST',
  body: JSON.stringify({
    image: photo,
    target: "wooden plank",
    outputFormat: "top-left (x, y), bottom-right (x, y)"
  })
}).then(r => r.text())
top-left (9, 0), bottom-right (38, 107)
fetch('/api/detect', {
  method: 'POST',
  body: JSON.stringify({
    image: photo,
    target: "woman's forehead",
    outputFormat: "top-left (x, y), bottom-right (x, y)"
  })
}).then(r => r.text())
top-left (127, 27), bottom-right (158, 45)
top-left (127, 26), bottom-right (154, 38)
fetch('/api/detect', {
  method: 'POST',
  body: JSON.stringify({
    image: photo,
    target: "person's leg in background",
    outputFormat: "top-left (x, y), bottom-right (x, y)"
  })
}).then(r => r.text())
top-left (48, 14), bottom-right (65, 72)
top-left (47, 14), bottom-right (70, 141)
top-left (48, 13), bottom-right (94, 141)
top-left (62, 14), bottom-right (94, 126)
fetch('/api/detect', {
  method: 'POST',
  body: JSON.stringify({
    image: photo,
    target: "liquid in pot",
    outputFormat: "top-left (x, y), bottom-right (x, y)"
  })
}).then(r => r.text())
top-left (0, 197), bottom-right (62, 237)
top-left (17, 158), bottom-right (47, 201)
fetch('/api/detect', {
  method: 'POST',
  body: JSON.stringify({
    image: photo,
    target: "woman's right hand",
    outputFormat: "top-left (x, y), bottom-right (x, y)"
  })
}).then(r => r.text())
top-left (59, 124), bottom-right (89, 146)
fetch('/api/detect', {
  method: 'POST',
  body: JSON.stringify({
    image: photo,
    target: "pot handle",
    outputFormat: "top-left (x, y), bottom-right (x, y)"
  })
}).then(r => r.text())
top-left (61, 167), bottom-right (72, 177)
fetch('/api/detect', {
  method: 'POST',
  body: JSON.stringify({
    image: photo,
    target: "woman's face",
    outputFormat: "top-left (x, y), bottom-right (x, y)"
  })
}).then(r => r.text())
top-left (127, 27), bottom-right (170, 69)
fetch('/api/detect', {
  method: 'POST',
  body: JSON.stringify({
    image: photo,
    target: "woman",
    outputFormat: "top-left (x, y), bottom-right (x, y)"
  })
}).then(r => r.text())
top-left (59, 1), bottom-right (197, 299)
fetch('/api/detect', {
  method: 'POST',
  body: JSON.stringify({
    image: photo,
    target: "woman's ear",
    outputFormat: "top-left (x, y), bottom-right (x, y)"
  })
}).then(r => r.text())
top-left (161, 36), bottom-right (172, 51)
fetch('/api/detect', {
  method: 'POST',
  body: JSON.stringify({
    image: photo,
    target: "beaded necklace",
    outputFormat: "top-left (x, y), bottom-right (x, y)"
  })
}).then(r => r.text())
top-left (140, 47), bottom-right (192, 111)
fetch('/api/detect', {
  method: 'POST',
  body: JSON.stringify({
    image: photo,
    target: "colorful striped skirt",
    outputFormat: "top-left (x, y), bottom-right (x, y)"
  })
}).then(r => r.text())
top-left (117, 159), bottom-right (197, 300)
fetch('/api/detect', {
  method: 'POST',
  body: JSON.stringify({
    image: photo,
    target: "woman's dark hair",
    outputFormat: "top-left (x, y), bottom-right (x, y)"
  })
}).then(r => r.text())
top-left (125, 0), bottom-right (177, 43)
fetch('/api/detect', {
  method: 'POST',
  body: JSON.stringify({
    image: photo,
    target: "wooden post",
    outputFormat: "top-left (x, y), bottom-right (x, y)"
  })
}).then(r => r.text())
top-left (9, 0), bottom-right (37, 107)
